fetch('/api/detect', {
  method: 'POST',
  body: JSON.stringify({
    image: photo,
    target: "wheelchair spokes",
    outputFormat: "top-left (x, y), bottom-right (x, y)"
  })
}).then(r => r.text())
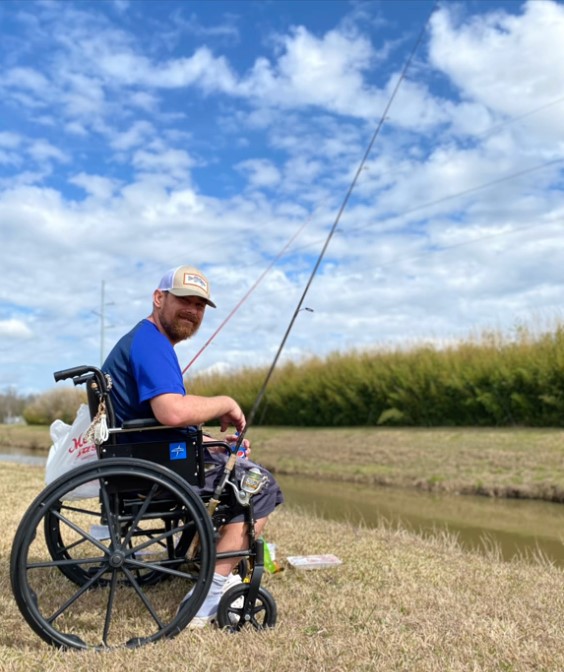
top-left (12, 364), bottom-right (278, 650)
top-left (217, 583), bottom-right (277, 631)
top-left (11, 459), bottom-right (215, 650)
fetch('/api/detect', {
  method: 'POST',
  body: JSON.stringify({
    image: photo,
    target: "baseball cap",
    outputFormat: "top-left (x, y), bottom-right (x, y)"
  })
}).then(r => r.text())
top-left (157, 265), bottom-right (216, 308)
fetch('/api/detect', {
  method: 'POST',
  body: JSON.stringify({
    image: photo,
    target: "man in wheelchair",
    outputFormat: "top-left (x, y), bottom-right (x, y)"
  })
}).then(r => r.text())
top-left (102, 265), bottom-right (284, 627)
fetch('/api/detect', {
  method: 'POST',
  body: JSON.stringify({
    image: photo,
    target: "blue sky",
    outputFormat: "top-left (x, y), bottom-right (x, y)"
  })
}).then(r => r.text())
top-left (1, 0), bottom-right (564, 396)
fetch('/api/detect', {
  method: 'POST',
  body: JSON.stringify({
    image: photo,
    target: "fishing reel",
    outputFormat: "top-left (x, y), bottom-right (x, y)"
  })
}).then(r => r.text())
top-left (225, 466), bottom-right (269, 507)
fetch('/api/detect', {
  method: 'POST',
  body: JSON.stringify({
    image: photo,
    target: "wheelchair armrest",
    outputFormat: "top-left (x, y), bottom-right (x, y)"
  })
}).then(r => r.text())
top-left (203, 439), bottom-right (233, 455)
top-left (121, 418), bottom-right (162, 430)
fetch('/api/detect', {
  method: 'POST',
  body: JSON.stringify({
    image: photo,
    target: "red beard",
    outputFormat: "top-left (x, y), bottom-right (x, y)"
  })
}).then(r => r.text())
top-left (161, 312), bottom-right (201, 343)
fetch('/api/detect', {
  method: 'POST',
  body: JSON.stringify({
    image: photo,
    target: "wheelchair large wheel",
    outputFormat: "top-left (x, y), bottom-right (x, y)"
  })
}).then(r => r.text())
top-left (216, 584), bottom-right (277, 631)
top-left (11, 458), bottom-right (215, 650)
top-left (44, 499), bottom-right (194, 588)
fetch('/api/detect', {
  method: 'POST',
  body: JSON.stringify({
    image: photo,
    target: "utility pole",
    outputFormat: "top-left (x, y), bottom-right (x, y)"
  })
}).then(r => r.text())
top-left (94, 281), bottom-right (114, 366)
top-left (100, 280), bottom-right (106, 366)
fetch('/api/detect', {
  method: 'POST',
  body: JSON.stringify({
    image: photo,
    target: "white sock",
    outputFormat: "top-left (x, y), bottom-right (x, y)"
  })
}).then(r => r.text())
top-left (194, 572), bottom-right (227, 618)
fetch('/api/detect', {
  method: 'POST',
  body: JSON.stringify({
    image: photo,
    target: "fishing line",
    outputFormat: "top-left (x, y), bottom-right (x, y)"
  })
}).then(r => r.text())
top-left (235, 2), bottom-right (437, 442)
top-left (200, 0), bottom-right (436, 520)
top-left (270, 156), bottom-right (564, 263)
top-left (182, 218), bottom-right (310, 373)
top-left (110, 11), bottom-right (561, 385)
top-left (342, 157), bottom-right (564, 238)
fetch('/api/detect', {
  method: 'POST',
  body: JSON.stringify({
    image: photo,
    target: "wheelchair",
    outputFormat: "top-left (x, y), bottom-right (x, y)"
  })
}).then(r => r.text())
top-left (10, 365), bottom-right (277, 650)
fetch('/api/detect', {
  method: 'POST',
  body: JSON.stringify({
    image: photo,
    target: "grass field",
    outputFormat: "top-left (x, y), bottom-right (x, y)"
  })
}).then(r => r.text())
top-left (0, 424), bottom-right (52, 451)
top-left (247, 426), bottom-right (564, 501)
top-left (4, 424), bottom-right (564, 502)
top-left (2, 462), bottom-right (564, 672)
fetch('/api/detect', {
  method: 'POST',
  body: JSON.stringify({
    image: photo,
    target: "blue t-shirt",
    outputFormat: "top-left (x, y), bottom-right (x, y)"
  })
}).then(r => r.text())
top-left (102, 319), bottom-right (185, 425)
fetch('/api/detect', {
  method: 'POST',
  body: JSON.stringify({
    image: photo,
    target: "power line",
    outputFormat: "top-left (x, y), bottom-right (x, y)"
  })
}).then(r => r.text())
top-left (239, 0), bottom-right (437, 434)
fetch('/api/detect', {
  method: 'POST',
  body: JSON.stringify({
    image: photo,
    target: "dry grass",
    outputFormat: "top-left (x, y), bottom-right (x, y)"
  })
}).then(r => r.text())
top-left (246, 426), bottom-right (564, 501)
top-left (0, 424), bottom-right (51, 451)
top-left (2, 462), bottom-right (564, 671)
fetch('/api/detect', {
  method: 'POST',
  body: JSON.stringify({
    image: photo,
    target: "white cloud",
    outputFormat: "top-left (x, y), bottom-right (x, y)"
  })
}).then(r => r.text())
top-left (238, 26), bottom-right (382, 116)
top-left (0, 319), bottom-right (33, 339)
top-left (58, 72), bottom-right (107, 120)
top-left (112, 0), bottom-right (130, 12)
top-left (27, 139), bottom-right (68, 164)
top-left (69, 173), bottom-right (120, 200)
top-left (90, 44), bottom-right (238, 93)
top-left (64, 120), bottom-right (89, 136)
top-left (0, 132), bottom-right (22, 149)
top-left (2, 66), bottom-right (50, 93)
top-left (110, 120), bottom-right (155, 151)
top-left (0, 149), bottom-right (21, 167)
top-left (236, 159), bottom-right (281, 189)
top-left (0, 5), bottom-right (421, 129)
top-left (429, 2), bottom-right (564, 123)
top-left (128, 90), bottom-right (160, 112)
top-left (131, 145), bottom-right (195, 182)
top-left (170, 10), bottom-right (240, 41)
top-left (1, 0), bottom-right (564, 396)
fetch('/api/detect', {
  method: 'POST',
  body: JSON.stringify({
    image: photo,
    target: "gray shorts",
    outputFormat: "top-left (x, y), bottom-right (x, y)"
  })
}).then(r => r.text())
top-left (197, 447), bottom-right (284, 523)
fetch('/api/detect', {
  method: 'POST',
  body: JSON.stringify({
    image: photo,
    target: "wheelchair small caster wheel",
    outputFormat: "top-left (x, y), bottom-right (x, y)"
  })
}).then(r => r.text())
top-left (216, 584), bottom-right (277, 631)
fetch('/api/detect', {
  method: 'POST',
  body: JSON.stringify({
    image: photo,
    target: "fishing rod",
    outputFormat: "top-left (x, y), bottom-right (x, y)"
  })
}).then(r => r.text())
top-left (202, 3), bottom-right (437, 517)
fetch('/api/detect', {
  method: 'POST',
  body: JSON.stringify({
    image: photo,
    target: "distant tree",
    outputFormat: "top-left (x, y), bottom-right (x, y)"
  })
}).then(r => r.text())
top-left (22, 388), bottom-right (86, 425)
top-left (0, 387), bottom-right (30, 423)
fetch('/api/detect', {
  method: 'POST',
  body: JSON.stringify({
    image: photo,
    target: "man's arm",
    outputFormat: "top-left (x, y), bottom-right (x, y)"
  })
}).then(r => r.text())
top-left (150, 393), bottom-right (246, 433)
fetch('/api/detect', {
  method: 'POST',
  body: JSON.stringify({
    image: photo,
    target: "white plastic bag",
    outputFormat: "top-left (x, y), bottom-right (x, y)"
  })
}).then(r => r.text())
top-left (45, 404), bottom-right (99, 499)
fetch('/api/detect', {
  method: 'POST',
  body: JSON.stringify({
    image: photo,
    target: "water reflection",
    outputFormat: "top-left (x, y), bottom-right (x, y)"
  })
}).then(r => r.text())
top-left (0, 449), bottom-right (47, 466)
top-left (2, 451), bottom-right (563, 568)
top-left (277, 474), bottom-right (564, 568)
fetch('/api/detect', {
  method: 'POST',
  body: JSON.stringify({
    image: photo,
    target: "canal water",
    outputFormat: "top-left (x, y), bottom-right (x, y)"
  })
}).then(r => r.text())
top-left (276, 474), bottom-right (564, 568)
top-left (2, 448), bottom-right (564, 568)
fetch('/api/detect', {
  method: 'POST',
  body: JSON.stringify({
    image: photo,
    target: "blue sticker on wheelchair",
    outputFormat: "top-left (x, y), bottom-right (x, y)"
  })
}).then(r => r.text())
top-left (169, 442), bottom-right (187, 461)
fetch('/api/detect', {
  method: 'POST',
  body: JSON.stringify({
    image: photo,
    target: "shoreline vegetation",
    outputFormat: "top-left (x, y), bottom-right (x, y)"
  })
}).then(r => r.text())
top-left (190, 325), bottom-right (564, 428)
top-left (4, 424), bottom-right (564, 503)
top-left (12, 324), bottom-right (564, 429)
top-left (1, 462), bottom-right (564, 671)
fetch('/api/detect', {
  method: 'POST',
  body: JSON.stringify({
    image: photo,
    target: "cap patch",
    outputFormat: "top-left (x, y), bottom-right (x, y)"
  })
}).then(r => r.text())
top-left (183, 273), bottom-right (208, 291)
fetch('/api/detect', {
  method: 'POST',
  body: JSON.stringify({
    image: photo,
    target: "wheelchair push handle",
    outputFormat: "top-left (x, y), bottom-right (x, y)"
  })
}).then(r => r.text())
top-left (53, 365), bottom-right (108, 393)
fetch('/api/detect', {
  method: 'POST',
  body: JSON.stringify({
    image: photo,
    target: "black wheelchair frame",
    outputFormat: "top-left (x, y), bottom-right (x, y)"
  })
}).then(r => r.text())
top-left (10, 365), bottom-right (276, 650)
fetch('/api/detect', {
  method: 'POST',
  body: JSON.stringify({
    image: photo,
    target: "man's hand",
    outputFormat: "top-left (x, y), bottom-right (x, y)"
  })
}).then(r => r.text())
top-left (219, 399), bottom-right (246, 433)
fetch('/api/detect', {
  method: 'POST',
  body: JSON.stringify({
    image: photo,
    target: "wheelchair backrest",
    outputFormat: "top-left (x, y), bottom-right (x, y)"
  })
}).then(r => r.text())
top-left (55, 364), bottom-right (205, 488)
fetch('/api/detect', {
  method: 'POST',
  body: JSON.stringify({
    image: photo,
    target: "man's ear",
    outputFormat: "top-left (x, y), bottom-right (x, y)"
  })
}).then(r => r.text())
top-left (153, 289), bottom-right (166, 308)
